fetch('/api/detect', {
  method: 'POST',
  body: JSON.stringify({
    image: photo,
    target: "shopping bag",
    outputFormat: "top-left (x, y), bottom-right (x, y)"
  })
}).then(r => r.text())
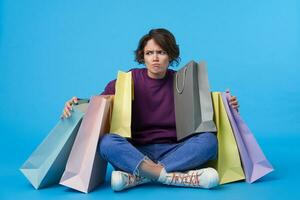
top-left (221, 92), bottom-right (274, 183)
top-left (60, 95), bottom-right (113, 193)
top-left (20, 103), bottom-right (89, 189)
top-left (207, 92), bottom-right (245, 184)
top-left (110, 71), bottom-right (133, 138)
top-left (174, 60), bottom-right (216, 141)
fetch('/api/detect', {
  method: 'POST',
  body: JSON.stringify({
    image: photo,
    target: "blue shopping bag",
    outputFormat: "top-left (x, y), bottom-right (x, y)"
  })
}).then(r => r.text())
top-left (20, 103), bottom-right (88, 189)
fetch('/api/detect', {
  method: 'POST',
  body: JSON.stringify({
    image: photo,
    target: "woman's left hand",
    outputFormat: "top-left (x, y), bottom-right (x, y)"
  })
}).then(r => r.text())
top-left (226, 90), bottom-right (240, 112)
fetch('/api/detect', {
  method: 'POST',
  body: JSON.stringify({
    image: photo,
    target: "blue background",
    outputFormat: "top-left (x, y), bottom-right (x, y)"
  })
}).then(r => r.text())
top-left (1, 0), bottom-right (299, 199)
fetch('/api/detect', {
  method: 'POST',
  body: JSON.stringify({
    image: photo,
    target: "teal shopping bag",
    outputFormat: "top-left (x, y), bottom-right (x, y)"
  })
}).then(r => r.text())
top-left (20, 103), bottom-right (88, 189)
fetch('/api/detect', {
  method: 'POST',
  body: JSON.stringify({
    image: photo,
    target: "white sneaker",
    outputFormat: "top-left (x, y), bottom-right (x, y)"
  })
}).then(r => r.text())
top-left (111, 171), bottom-right (151, 191)
top-left (158, 167), bottom-right (219, 189)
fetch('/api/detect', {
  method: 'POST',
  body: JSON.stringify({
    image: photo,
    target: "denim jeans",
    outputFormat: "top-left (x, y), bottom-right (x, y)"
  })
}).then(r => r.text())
top-left (98, 132), bottom-right (218, 175)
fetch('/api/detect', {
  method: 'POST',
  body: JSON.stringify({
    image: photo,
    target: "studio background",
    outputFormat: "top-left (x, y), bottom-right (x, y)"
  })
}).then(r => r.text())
top-left (0, 0), bottom-right (299, 199)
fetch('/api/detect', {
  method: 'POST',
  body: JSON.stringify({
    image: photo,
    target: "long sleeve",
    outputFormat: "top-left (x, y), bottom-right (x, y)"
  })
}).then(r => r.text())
top-left (100, 79), bottom-right (116, 95)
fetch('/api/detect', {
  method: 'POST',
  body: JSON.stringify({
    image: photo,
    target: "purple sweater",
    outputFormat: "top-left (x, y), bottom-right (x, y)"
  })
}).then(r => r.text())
top-left (101, 68), bottom-right (177, 145)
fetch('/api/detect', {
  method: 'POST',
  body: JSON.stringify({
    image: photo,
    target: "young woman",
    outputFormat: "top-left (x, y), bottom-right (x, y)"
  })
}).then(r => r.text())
top-left (62, 28), bottom-right (240, 191)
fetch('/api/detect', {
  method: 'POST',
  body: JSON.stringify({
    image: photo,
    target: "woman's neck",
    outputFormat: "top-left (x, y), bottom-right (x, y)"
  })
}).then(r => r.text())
top-left (147, 70), bottom-right (167, 79)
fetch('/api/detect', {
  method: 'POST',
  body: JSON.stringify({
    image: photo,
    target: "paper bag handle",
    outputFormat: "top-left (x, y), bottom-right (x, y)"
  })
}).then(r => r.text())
top-left (175, 67), bottom-right (187, 94)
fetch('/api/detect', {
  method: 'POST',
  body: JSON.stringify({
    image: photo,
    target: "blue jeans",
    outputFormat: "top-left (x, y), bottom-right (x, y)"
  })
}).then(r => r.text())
top-left (98, 132), bottom-right (218, 175)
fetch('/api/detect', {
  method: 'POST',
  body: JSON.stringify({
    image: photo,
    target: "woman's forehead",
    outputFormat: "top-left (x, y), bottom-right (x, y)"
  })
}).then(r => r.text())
top-left (144, 39), bottom-right (163, 50)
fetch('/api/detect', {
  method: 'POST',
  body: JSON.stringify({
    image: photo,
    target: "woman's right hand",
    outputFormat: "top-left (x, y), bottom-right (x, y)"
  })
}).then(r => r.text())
top-left (61, 96), bottom-right (78, 119)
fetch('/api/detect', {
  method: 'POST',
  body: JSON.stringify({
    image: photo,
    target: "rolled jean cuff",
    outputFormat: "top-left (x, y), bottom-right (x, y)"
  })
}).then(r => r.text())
top-left (157, 160), bottom-right (169, 172)
top-left (157, 160), bottom-right (166, 169)
top-left (133, 156), bottom-right (150, 176)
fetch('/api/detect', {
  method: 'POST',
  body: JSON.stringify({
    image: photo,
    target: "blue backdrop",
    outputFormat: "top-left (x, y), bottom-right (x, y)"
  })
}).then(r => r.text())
top-left (1, 0), bottom-right (299, 199)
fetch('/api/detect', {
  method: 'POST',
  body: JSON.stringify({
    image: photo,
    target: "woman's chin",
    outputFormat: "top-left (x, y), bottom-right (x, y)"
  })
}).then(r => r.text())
top-left (153, 66), bottom-right (166, 73)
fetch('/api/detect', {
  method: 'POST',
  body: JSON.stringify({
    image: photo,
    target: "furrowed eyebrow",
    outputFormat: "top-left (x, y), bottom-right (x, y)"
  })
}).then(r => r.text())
top-left (144, 49), bottom-right (164, 52)
top-left (144, 50), bottom-right (166, 53)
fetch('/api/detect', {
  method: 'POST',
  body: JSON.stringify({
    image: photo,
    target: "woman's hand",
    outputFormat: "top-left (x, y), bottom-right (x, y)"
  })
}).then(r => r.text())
top-left (61, 96), bottom-right (78, 119)
top-left (226, 90), bottom-right (240, 112)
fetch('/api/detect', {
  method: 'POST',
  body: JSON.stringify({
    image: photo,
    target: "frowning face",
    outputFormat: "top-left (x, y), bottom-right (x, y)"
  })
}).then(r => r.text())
top-left (143, 39), bottom-right (170, 79)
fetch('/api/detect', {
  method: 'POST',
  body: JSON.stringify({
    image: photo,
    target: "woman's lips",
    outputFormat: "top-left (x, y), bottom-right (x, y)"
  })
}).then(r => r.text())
top-left (152, 64), bottom-right (160, 67)
top-left (152, 66), bottom-right (161, 70)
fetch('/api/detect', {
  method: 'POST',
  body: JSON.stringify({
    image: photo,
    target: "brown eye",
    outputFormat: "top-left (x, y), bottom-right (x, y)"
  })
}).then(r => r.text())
top-left (158, 50), bottom-right (167, 55)
top-left (145, 51), bottom-right (153, 55)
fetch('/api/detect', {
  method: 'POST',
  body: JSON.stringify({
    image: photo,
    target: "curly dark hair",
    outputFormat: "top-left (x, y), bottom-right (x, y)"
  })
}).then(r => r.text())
top-left (134, 28), bottom-right (180, 66)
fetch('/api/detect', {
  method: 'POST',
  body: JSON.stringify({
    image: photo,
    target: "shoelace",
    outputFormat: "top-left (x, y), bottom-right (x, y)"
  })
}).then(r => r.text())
top-left (167, 170), bottom-right (204, 186)
top-left (125, 173), bottom-right (148, 186)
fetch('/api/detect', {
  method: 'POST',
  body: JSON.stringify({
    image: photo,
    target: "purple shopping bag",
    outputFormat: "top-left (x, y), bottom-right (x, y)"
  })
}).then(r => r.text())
top-left (221, 92), bottom-right (274, 183)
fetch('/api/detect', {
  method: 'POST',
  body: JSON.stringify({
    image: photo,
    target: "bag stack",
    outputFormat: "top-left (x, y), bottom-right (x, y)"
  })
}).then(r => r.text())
top-left (174, 60), bottom-right (274, 184)
top-left (209, 92), bottom-right (245, 184)
top-left (221, 92), bottom-right (274, 183)
top-left (20, 96), bottom-right (114, 193)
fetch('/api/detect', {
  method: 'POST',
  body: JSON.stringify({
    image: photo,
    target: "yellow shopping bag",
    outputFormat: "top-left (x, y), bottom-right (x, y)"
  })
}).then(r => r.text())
top-left (207, 92), bottom-right (245, 184)
top-left (110, 71), bottom-right (134, 138)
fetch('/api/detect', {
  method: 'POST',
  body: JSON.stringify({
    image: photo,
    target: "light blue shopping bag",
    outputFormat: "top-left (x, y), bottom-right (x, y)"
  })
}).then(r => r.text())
top-left (20, 103), bottom-right (88, 189)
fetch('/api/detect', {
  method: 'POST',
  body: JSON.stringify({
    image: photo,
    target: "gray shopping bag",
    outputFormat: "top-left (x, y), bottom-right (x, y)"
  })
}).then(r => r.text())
top-left (174, 60), bottom-right (216, 140)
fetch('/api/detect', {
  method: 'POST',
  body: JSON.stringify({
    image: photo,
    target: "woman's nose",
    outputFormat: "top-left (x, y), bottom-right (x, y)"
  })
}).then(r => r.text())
top-left (153, 52), bottom-right (159, 60)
